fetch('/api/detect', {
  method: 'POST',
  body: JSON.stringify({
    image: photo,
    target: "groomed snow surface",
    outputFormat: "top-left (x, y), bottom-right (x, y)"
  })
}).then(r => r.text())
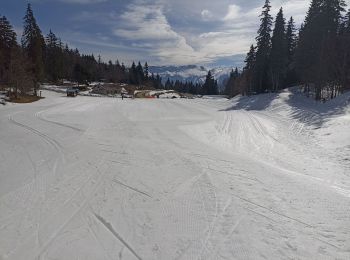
top-left (0, 88), bottom-right (349, 260)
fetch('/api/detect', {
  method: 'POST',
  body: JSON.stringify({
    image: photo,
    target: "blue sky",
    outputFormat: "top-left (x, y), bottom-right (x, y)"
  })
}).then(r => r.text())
top-left (2, 0), bottom-right (349, 67)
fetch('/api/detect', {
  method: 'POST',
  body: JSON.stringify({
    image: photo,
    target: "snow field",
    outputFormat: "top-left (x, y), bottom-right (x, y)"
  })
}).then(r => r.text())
top-left (0, 89), bottom-right (349, 259)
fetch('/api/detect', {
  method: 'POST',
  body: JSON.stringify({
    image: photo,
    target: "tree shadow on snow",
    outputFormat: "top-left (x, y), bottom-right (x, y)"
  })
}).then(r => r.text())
top-left (222, 92), bottom-right (279, 111)
top-left (221, 88), bottom-right (350, 128)
top-left (284, 88), bottom-right (350, 128)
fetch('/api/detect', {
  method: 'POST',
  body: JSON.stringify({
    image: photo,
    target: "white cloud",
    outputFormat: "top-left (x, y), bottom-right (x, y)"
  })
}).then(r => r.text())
top-left (113, 3), bottom-right (199, 65)
top-left (223, 5), bottom-right (241, 21)
top-left (201, 9), bottom-right (213, 21)
top-left (272, 0), bottom-right (310, 24)
top-left (111, 1), bottom-right (258, 65)
top-left (114, 4), bottom-right (180, 41)
top-left (57, 0), bottom-right (350, 66)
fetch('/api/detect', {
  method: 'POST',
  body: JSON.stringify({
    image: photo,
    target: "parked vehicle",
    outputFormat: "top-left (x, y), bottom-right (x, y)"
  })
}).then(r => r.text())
top-left (67, 88), bottom-right (78, 97)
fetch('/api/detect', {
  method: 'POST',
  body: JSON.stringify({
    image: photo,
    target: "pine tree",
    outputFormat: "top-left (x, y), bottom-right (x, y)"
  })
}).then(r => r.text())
top-left (286, 17), bottom-right (297, 65)
top-left (73, 63), bottom-right (89, 84)
top-left (224, 69), bottom-right (234, 96)
top-left (270, 8), bottom-right (287, 91)
top-left (225, 68), bottom-right (240, 97)
top-left (295, 0), bottom-right (324, 98)
top-left (95, 55), bottom-right (103, 80)
top-left (253, 0), bottom-right (273, 93)
top-left (305, 0), bottom-right (323, 25)
top-left (244, 45), bottom-right (256, 72)
top-left (165, 78), bottom-right (172, 90)
top-left (296, 0), bottom-right (346, 100)
top-left (155, 74), bottom-right (162, 89)
top-left (0, 15), bottom-right (17, 85)
top-left (136, 61), bottom-right (144, 84)
top-left (46, 30), bottom-right (58, 49)
top-left (243, 45), bottom-right (256, 95)
top-left (285, 17), bottom-right (298, 86)
top-left (21, 3), bottom-right (45, 93)
top-left (321, 0), bottom-right (346, 33)
top-left (129, 62), bottom-right (137, 85)
top-left (322, 0), bottom-right (346, 98)
top-left (45, 30), bottom-right (63, 82)
top-left (332, 8), bottom-right (350, 94)
top-left (9, 47), bottom-right (34, 97)
top-left (202, 71), bottom-right (218, 95)
top-left (0, 16), bottom-right (17, 49)
top-left (144, 62), bottom-right (149, 79)
top-left (343, 9), bottom-right (350, 91)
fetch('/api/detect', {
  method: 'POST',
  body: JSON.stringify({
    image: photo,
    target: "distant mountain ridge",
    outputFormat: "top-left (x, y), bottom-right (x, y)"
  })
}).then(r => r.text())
top-left (149, 65), bottom-right (233, 91)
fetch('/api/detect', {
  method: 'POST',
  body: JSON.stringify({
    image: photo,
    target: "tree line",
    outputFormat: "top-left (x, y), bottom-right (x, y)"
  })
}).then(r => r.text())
top-left (225, 0), bottom-right (350, 101)
top-left (0, 4), bottom-right (168, 97)
top-left (0, 3), bottom-right (221, 97)
top-left (164, 70), bottom-right (218, 95)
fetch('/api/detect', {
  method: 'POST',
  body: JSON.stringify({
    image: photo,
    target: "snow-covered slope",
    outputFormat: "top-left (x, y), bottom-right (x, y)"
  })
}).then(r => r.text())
top-left (183, 88), bottom-right (350, 194)
top-left (0, 88), bottom-right (349, 259)
top-left (149, 65), bottom-right (232, 90)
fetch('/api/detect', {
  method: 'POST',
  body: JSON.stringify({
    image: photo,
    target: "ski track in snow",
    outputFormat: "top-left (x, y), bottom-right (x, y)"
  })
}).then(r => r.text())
top-left (93, 213), bottom-right (144, 260)
top-left (35, 110), bottom-right (84, 132)
top-left (0, 89), bottom-right (350, 260)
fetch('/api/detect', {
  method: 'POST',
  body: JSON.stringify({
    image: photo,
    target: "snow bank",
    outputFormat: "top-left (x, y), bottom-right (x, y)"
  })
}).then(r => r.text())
top-left (41, 84), bottom-right (68, 94)
top-left (135, 89), bottom-right (182, 98)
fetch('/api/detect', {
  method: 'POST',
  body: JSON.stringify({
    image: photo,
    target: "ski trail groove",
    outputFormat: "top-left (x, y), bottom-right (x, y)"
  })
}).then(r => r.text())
top-left (85, 217), bottom-right (114, 260)
top-left (195, 173), bottom-right (218, 258)
top-left (33, 163), bottom-right (109, 259)
top-left (35, 111), bottom-right (83, 132)
top-left (8, 113), bottom-right (65, 164)
top-left (231, 193), bottom-right (314, 228)
top-left (5, 153), bottom-right (109, 259)
top-left (93, 213), bottom-right (143, 260)
top-left (112, 179), bottom-right (152, 198)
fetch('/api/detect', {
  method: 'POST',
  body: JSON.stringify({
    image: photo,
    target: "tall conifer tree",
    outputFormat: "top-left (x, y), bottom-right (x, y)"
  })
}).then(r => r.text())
top-left (253, 0), bottom-right (273, 93)
top-left (45, 30), bottom-right (63, 82)
top-left (285, 17), bottom-right (298, 86)
top-left (286, 17), bottom-right (297, 65)
top-left (296, 0), bottom-right (346, 99)
top-left (21, 3), bottom-right (45, 93)
top-left (0, 15), bottom-right (17, 84)
top-left (270, 8), bottom-right (287, 91)
top-left (243, 45), bottom-right (256, 95)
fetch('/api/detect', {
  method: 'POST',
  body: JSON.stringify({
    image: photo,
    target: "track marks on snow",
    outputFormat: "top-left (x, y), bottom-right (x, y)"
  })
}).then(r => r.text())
top-left (112, 179), bottom-right (152, 199)
top-left (94, 213), bottom-right (143, 260)
top-left (32, 163), bottom-right (109, 259)
top-left (35, 111), bottom-right (84, 132)
top-left (8, 113), bottom-right (65, 166)
top-left (231, 192), bottom-right (314, 228)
